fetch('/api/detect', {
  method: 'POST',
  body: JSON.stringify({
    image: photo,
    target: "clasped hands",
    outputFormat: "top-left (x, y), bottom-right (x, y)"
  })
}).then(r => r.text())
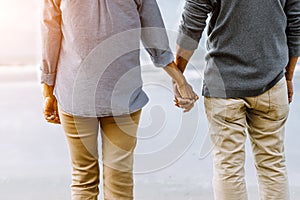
top-left (172, 79), bottom-right (198, 112)
top-left (42, 60), bottom-right (198, 124)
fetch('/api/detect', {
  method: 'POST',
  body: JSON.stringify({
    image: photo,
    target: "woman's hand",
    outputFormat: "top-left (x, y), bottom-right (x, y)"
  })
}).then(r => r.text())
top-left (42, 83), bottom-right (60, 124)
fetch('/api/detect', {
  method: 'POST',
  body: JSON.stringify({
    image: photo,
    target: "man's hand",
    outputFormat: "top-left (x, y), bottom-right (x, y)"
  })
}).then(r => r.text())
top-left (42, 83), bottom-right (60, 124)
top-left (285, 56), bottom-right (298, 104)
top-left (286, 80), bottom-right (293, 104)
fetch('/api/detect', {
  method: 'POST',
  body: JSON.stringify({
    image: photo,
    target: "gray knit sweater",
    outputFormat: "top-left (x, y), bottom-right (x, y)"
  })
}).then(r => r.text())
top-left (177, 0), bottom-right (300, 98)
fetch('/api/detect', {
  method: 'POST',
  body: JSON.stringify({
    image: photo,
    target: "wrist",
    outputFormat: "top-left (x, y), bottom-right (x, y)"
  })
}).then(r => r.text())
top-left (42, 83), bottom-right (55, 99)
top-left (285, 74), bottom-right (293, 81)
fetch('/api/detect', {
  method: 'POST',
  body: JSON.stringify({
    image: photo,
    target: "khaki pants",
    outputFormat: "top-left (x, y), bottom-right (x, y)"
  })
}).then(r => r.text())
top-left (204, 78), bottom-right (290, 200)
top-left (59, 108), bottom-right (141, 200)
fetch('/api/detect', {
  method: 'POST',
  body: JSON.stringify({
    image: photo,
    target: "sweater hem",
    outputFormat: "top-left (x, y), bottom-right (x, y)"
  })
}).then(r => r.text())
top-left (202, 72), bottom-right (284, 98)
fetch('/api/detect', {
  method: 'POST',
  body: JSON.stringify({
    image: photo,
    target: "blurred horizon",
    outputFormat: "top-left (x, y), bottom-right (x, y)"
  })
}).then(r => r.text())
top-left (0, 0), bottom-right (185, 66)
top-left (0, 0), bottom-right (299, 72)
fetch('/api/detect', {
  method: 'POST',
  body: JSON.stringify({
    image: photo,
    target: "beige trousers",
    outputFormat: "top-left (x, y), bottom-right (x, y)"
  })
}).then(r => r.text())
top-left (204, 78), bottom-right (290, 200)
top-left (59, 108), bottom-right (141, 200)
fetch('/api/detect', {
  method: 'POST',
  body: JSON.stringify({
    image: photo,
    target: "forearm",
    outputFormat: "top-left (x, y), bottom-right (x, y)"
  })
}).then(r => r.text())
top-left (164, 62), bottom-right (188, 86)
top-left (43, 83), bottom-right (55, 98)
top-left (285, 56), bottom-right (299, 80)
top-left (175, 45), bottom-right (195, 73)
top-left (175, 0), bottom-right (211, 72)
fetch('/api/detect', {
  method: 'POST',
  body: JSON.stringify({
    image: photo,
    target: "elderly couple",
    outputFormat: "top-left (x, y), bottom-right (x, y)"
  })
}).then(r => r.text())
top-left (41, 0), bottom-right (300, 199)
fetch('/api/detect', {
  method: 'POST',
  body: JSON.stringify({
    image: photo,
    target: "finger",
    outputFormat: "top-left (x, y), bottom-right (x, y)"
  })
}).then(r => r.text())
top-left (51, 119), bottom-right (61, 124)
top-left (177, 97), bottom-right (193, 103)
top-left (177, 98), bottom-right (195, 106)
top-left (47, 119), bottom-right (60, 124)
top-left (46, 115), bottom-right (56, 120)
top-left (55, 116), bottom-right (61, 124)
top-left (46, 117), bottom-right (56, 123)
top-left (173, 83), bottom-right (183, 98)
top-left (183, 108), bottom-right (192, 113)
top-left (288, 91), bottom-right (293, 104)
top-left (180, 99), bottom-right (195, 109)
top-left (174, 94), bottom-right (181, 101)
top-left (44, 111), bottom-right (52, 116)
top-left (49, 116), bottom-right (60, 124)
top-left (183, 104), bottom-right (194, 112)
top-left (288, 95), bottom-right (293, 104)
top-left (184, 102), bottom-right (194, 110)
top-left (173, 98), bottom-right (181, 107)
top-left (175, 97), bottom-right (194, 110)
top-left (178, 101), bottom-right (193, 107)
top-left (179, 102), bottom-right (194, 111)
top-left (44, 113), bottom-right (53, 120)
top-left (46, 112), bottom-right (58, 120)
top-left (186, 102), bottom-right (195, 111)
top-left (179, 103), bottom-right (194, 111)
top-left (54, 99), bottom-right (59, 114)
top-left (46, 116), bottom-right (61, 124)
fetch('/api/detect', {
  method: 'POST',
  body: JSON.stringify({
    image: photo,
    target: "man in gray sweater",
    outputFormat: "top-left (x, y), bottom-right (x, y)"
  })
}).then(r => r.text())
top-left (175, 0), bottom-right (300, 199)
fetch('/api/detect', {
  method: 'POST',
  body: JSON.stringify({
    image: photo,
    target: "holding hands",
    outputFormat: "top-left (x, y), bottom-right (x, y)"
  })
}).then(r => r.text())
top-left (172, 46), bottom-right (198, 112)
top-left (42, 45), bottom-right (198, 125)
top-left (173, 79), bottom-right (198, 112)
top-left (163, 61), bottom-right (198, 112)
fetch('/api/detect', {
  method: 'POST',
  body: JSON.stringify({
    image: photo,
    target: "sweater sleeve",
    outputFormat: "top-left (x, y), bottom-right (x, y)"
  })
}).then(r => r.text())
top-left (138, 0), bottom-right (174, 68)
top-left (177, 0), bottom-right (213, 50)
top-left (40, 0), bottom-right (62, 86)
top-left (285, 0), bottom-right (300, 57)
